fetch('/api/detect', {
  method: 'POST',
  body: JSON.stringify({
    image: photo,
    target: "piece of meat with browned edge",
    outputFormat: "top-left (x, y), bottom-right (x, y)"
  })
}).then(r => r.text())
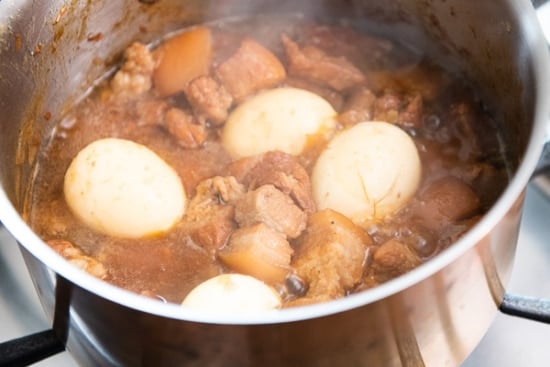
top-left (228, 151), bottom-right (316, 214)
top-left (289, 209), bottom-right (372, 305)
top-left (282, 34), bottom-right (366, 92)
top-left (338, 87), bottom-right (376, 127)
top-left (164, 107), bottom-right (208, 148)
top-left (373, 90), bottom-right (423, 128)
top-left (215, 38), bottom-right (286, 102)
top-left (134, 98), bottom-right (169, 126)
top-left (110, 42), bottom-right (156, 98)
top-left (235, 184), bottom-right (307, 239)
top-left (414, 176), bottom-right (481, 232)
top-left (370, 238), bottom-right (421, 282)
top-left (184, 176), bottom-right (246, 253)
top-left (299, 24), bottom-right (395, 71)
top-left (47, 239), bottom-right (108, 279)
top-left (284, 77), bottom-right (344, 111)
top-left (184, 75), bottom-right (233, 126)
top-left (218, 222), bottom-right (294, 284)
top-left (367, 62), bottom-right (451, 100)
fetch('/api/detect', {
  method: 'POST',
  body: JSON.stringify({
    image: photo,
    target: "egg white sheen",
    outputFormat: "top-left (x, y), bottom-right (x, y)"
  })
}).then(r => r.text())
top-left (182, 274), bottom-right (282, 314)
top-left (222, 87), bottom-right (337, 158)
top-left (312, 121), bottom-right (421, 225)
top-left (64, 138), bottom-right (186, 238)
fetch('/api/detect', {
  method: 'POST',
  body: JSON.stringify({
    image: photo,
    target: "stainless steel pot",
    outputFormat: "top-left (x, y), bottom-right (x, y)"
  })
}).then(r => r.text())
top-left (0, 0), bottom-right (549, 366)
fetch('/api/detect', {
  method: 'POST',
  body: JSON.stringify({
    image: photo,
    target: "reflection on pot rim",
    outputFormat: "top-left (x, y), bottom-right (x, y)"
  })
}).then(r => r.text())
top-left (0, 1), bottom-right (549, 367)
top-left (0, 0), bottom-right (549, 327)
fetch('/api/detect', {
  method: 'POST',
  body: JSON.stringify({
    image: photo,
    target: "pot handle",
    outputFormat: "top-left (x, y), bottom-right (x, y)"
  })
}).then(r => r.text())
top-left (498, 0), bottom-right (550, 323)
top-left (0, 272), bottom-right (71, 367)
top-left (0, 222), bottom-right (64, 367)
top-left (500, 295), bottom-right (550, 323)
top-left (533, 127), bottom-right (550, 177)
top-left (532, 0), bottom-right (550, 8)
top-left (0, 330), bottom-right (64, 367)
top-left (497, 167), bottom-right (550, 324)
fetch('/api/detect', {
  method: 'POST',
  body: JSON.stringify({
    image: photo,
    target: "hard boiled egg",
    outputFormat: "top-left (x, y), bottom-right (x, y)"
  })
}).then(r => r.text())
top-left (64, 138), bottom-right (186, 238)
top-left (182, 274), bottom-right (282, 314)
top-left (312, 121), bottom-right (421, 225)
top-left (222, 87), bottom-right (337, 159)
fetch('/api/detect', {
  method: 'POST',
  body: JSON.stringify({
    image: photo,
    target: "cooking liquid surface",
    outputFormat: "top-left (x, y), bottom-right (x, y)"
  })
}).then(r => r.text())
top-left (27, 15), bottom-right (510, 306)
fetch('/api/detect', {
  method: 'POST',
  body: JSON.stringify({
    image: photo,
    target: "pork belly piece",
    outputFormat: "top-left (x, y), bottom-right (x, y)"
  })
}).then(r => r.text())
top-left (338, 87), bottom-right (376, 127)
top-left (414, 176), bottom-right (481, 232)
top-left (373, 90), bottom-right (424, 129)
top-left (228, 151), bottom-right (316, 214)
top-left (184, 75), bottom-right (233, 126)
top-left (164, 107), bottom-right (208, 148)
top-left (47, 239), bottom-right (108, 279)
top-left (208, 175), bottom-right (248, 204)
top-left (134, 98), bottom-right (169, 126)
top-left (184, 177), bottom-right (246, 253)
top-left (235, 184), bottom-right (307, 239)
top-left (284, 77), bottom-right (344, 111)
top-left (282, 34), bottom-right (366, 92)
top-left (370, 238), bottom-right (421, 282)
top-left (367, 62), bottom-right (451, 100)
top-left (186, 204), bottom-right (235, 254)
top-left (111, 42), bottom-right (156, 97)
top-left (215, 38), bottom-right (286, 101)
top-left (291, 209), bottom-right (372, 301)
top-left (218, 223), bottom-right (293, 284)
top-left (299, 24), bottom-right (395, 71)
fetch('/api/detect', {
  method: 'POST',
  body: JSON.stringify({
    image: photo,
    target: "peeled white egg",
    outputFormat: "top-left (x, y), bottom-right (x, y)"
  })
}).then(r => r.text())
top-left (64, 138), bottom-right (186, 238)
top-left (312, 121), bottom-right (421, 225)
top-left (181, 274), bottom-right (282, 314)
top-left (222, 87), bottom-right (337, 158)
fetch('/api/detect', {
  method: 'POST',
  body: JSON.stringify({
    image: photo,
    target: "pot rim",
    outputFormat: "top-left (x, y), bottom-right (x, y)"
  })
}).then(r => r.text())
top-left (1, 2), bottom-right (549, 326)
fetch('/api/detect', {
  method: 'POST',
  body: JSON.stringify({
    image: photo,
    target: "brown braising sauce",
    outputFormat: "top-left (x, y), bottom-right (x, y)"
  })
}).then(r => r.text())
top-left (27, 15), bottom-right (509, 308)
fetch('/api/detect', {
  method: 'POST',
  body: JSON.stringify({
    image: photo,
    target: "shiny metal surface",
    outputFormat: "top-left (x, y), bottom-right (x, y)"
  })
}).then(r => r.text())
top-left (2, 185), bottom-right (549, 366)
top-left (0, 0), bottom-right (549, 366)
top-left (533, 1), bottom-right (550, 198)
top-left (534, 174), bottom-right (550, 198)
